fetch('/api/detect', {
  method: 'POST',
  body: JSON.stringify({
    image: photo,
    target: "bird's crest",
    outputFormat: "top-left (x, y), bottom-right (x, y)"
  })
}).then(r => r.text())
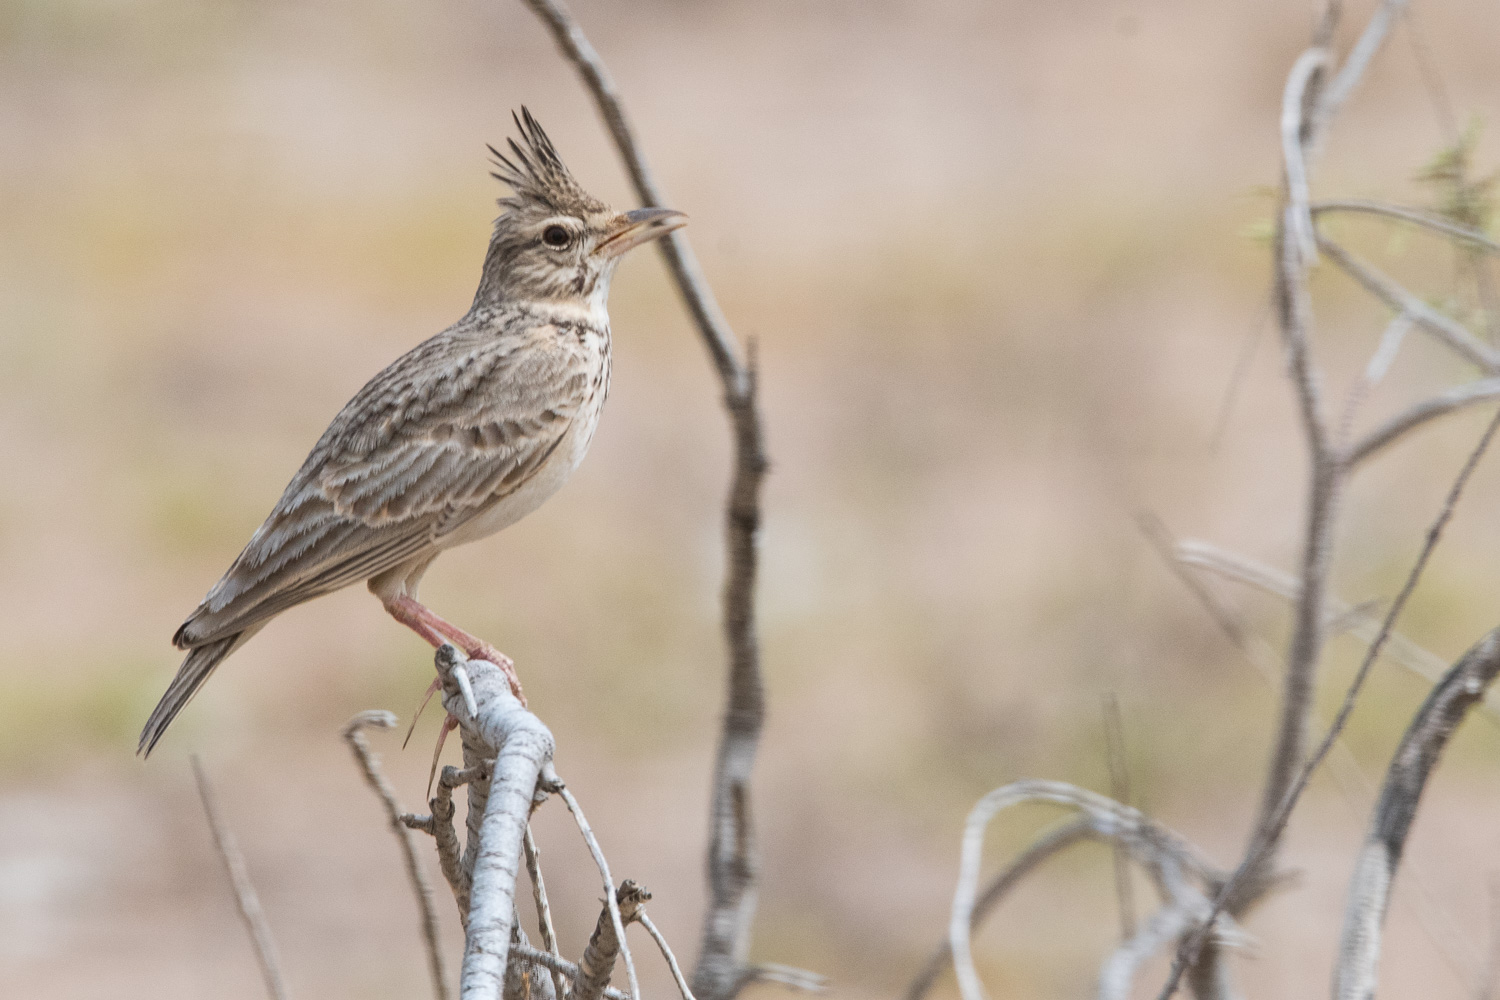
top-left (488, 108), bottom-right (606, 217)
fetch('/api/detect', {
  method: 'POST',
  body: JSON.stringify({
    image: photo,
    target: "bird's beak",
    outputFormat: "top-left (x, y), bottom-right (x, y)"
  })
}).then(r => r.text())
top-left (595, 207), bottom-right (687, 259)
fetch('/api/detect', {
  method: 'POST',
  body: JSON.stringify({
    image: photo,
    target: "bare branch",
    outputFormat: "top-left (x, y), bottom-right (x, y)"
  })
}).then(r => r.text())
top-left (1283, 48), bottom-right (1332, 267)
top-left (1317, 0), bottom-right (1410, 129)
top-left (734, 965), bottom-right (828, 994)
top-left (1102, 695), bottom-right (1137, 942)
top-left (1174, 540), bottom-right (1498, 716)
top-left (574, 880), bottom-right (650, 1000)
top-left (514, 6), bottom-right (775, 997)
top-left (1161, 404), bottom-right (1500, 998)
top-left (190, 755), bottom-right (291, 1000)
top-left (344, 711), bottom-right (450, 1000)
top-left (949, 781), bottom-right (1226, 1000)
top-left (554, 777), bottom-right (642, 1000)
top-left (1334, 628), bottom-right (1500, 999)
top-left (1346, 378), bottom-right (1500, 467)
top-left (524, 826), bottom-right (568, 1000)
top-left (1312, 200), bottom-right (1500, 254)
top-left (433, 646), bottom-right (556, 1000)
top-left (905, 818), bottom-right (1094, 1000)
top-left (510, 943), bottom-right (631, 1000)
top-left (1319, 236), bottom-right (1500, 372)
top-left (1099, 903), bottom-right (1201, 1000)
top-left (640, 911), bottom-right (700, 1000)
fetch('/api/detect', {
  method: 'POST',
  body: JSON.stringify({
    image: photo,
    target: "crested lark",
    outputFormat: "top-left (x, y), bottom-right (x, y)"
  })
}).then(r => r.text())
top-left (140, 109), bottom-right (685, 755)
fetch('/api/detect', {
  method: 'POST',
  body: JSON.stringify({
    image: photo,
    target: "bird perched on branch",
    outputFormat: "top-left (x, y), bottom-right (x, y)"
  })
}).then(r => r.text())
top-left (140, 109), bottom-right (685, 755)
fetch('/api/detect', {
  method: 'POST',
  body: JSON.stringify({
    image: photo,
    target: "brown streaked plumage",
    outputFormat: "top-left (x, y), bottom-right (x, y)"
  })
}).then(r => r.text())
top-left (140, 109), bottom-right (685, 755)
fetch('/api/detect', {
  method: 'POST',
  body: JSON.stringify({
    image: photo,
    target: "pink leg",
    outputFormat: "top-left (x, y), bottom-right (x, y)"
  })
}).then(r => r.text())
top-left (383, 594), bottom-right (526, 705)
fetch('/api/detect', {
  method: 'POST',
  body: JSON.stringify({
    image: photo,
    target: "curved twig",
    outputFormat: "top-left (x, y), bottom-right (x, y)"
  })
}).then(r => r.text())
top-left (1311, 199), bottom-right (1500, 254)
top-left (553, 776), bottom-right (642, 1000)
top-left (1345, 378), bottom-right (1500, 467)
top-left (949, 781), bottom-right (1224, 1000)
top-left (191, 755), bottom-right (291, 1000)
top-left (905, 818), bottom-right (1094, 1000)
top-left (516, 5), bottom-right (773, 998)
top-left (344, 711), bottom-right (450, 1000)
top-left (1333, 628), bottom-right (1500, 999)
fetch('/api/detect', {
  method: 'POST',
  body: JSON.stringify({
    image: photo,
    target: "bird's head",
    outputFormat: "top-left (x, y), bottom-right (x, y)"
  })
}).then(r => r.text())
top-left (474, 108), bottom-right (686, 311)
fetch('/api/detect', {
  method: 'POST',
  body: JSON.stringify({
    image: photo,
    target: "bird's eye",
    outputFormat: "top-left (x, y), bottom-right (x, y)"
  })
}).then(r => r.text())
top-left (542, 225), bottom-right (572, 249)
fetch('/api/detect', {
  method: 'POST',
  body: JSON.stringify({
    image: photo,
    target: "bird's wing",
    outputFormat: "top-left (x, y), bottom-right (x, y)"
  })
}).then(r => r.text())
top-left (175, 320), bottom-right (592, 648)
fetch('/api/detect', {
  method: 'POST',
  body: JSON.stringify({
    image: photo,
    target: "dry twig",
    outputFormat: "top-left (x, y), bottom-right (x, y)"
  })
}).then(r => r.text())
top-left (433, 646), bottom-right (556, 1000)
top-left (553, 777), bottom-right (642, 1000)
top-left (905, 818), bottom-right (1095, 1000)
top-left (514, 4), bottom-right (774, 996)
top-left (190, 755), bottom-right (291, 1000)
top-left (1333, 628), bottom-right (1500, 999)
top-left (344, 711), bottom-right (450, 1000)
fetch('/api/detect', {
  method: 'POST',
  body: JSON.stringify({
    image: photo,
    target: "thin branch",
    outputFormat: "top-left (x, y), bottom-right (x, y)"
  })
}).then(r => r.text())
top-left (1317, 0), bottom-right (1409, 129)
top-left (575, 880), bottom-right (650, 1000)
top-left (1319, 235), bottom-right (1500, 372)
top-left (1102, 694), bottom-right (1137, 942)
top-left (1174, 540), bottom-right (1500, 717)
top-left (1160, 404), bottom-right (1500, 998)
top-left (905, 818), bottom-right (1094, 1000)
top-left (344, 711), bottom-right (450, 1000)
top-left (640, 911), bottom-right (699, 1000)
top-left (1099, 903), bottom-right (1201, 1000)
top-left (515, 6), bottom-right (774, 998)
top-left (1311, 200), bottom-right (1500, 254)
top-left (1333, 628), bottom-right (1500, 999)
top-left (510, 943), bottom-right (632, 1000)
top-left (1283, 48), bottom-right (1332, 267)
top-left (190, 755), bottom-right (291, 1000)
top-left (950, 781), bottom-right (1226, 1000)
top-left (1346, 378), bottom-right (1500, 467)
top-left (553, 775), bottom-right (642, 1000)
top-left (524, 826), bottom-right (567, 1000)
top-left (733, 965), bottom-right (828, 994)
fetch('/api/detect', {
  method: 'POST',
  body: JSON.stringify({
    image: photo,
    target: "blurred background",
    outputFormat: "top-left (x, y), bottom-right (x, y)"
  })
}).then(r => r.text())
top-left (4, 0), bottom-right (1500, 996)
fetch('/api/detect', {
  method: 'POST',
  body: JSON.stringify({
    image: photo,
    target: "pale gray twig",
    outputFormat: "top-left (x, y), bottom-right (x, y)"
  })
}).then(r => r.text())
top-left (1334, 628), bottom-right (1500, 999)
top-left (1103, 694), bottom-right (1137, 943)
top-left (1311, 200), bottom-right (1500, 254)
top-left (733, 965), bottom-right (827, 994)
top-left (949, 781), bottom-right (1225, 1000)
top-left (524, 825), bottom-right (568, 1000)
top-left (190, 755), bottom-right (291, 1000)
top-left (515, 6), bottom-right (774, 997)
top-left (1317, 0), bottom-right (1409, 129)
top-left (553, 776), bottom-right (642, 1000)
top-left (344, 711), bottom-right (450, 1000)
top-left (509, 943), bottom-right (631, 1000)
top-left (507, 925), bottom-right (559, 1000)
top-left (1174, 540), bottom-right (1494, 714)
top-left (1161, 404), bottom-right (1500, 998)
top-left (640, 912), bottom-right (700, 1000)
top-left (435, 646), bottom-right (556, 1000)
top-left (905, 818), bottom-right (1094, 1000)
top-left (1319, 236), bottom-right (1500, 372)
top-left (1282, 48), bottom-right (1332, 267)
top-left (1099, 903), bottom-right (1203, 1000)
top-left (1346, 378), bottom-right (1500, 467)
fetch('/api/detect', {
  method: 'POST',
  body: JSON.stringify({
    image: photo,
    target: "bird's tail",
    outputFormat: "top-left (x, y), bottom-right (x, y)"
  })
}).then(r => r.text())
top-left (138, 633), bottom-right (243, 757)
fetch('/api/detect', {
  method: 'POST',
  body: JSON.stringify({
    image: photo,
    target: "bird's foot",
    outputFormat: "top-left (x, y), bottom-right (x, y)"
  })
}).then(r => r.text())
top-left (463, 640), bottom-right (526, 707)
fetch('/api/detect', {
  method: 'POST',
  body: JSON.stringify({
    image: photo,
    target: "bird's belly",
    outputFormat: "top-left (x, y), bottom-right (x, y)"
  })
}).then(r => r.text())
top-left (436, 405), bottom-right (601, 551)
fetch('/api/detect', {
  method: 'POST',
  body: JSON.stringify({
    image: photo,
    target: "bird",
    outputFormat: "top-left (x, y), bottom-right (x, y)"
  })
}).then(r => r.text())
top-left (139, 108), bottom-right (686, 756)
